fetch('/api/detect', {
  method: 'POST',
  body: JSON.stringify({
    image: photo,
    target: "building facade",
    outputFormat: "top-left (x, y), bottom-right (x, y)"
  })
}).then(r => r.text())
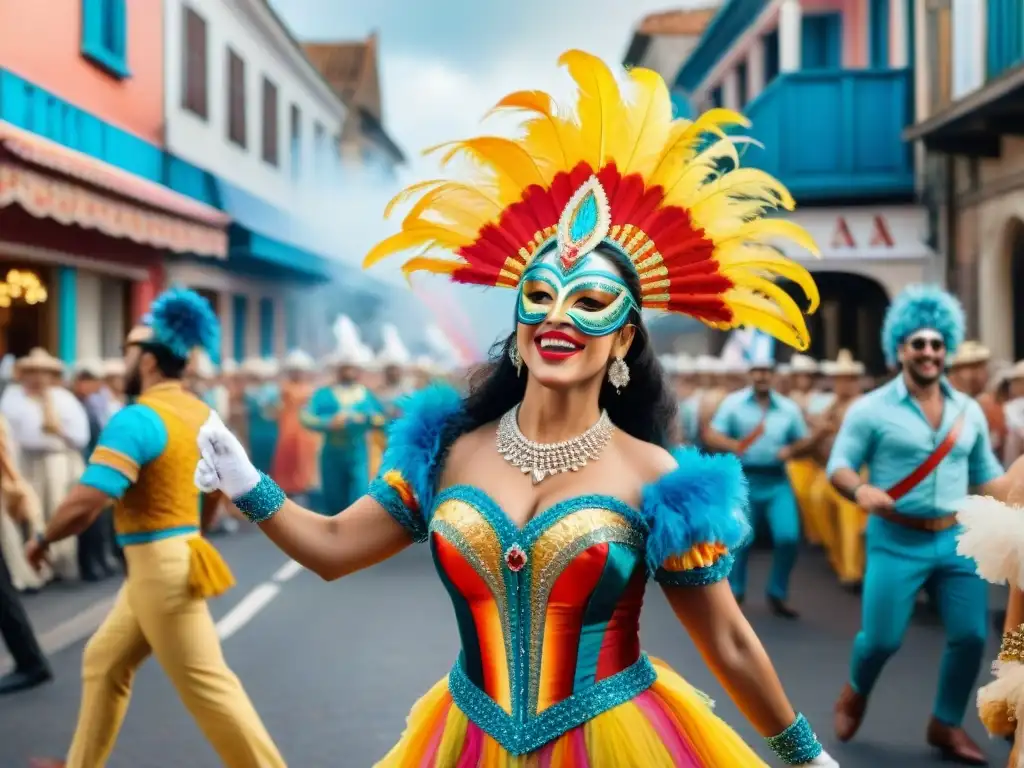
top-left (672, 0), bottom-right (927, 372)
top-left (162, 0), bottom-right (346, 362)
top-left (905, 0), bottom-right (1024, 362)
top-left (622, 7), bottom-right (720, 119)
top-left (0, 0), bottom-right (229, 363)
top-left (303, 33), bottom-right (406, 180)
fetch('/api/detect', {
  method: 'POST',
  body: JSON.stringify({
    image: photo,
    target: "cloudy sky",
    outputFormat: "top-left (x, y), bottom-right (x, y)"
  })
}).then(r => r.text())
top-left (270, 0), bottom-right (712, 355)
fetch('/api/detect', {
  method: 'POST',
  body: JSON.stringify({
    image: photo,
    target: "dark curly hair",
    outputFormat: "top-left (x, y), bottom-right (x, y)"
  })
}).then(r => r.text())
top-left (453, 246), bottom-right (679, 448)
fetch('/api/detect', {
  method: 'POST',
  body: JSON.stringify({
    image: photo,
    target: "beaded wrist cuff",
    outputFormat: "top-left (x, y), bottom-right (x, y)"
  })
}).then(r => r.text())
top-left (999, 623), bottom-right (1024, 662)
top-left (766, 713), bottom-right (823, 765)
top-left (233, 472), bottom-right (286, 524)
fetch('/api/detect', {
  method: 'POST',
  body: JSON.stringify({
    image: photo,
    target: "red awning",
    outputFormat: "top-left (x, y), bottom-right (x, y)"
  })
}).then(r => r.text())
top-left (0, 121), bottom-right (228, 258)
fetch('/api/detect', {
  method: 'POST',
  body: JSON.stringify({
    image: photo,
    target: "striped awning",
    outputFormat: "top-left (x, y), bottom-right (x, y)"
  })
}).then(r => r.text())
top-left (0, 121), bottom-right (228, 257)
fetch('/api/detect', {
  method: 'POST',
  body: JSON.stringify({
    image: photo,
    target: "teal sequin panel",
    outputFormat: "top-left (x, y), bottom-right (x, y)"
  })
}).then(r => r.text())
top-left (368, 478), bottom-right (428, 542)
top-left (569, 191), bottom-right (599, 243)
top-left (766, 713), bottom-right (824, 764)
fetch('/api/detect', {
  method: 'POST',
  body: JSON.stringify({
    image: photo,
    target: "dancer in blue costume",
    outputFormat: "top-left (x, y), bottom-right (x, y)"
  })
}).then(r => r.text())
top-left (301, 324), bottom-right (385, 515)
top-left (829, 285), bottom-right (1024, 764)
top-left (243, 359), bottom-right (280, 475)
top-left (705, 356), bottom-right (816, 619)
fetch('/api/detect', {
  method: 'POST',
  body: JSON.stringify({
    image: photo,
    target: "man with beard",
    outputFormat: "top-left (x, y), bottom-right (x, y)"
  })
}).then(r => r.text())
top-left (301, 315), bottom-right (386, 515)
top-left (25, 288), bottom-right (284, 768)
top-left (705, 355), bottom-right (818, 619)
top-left (829, 285), bottom-right (1024, 764)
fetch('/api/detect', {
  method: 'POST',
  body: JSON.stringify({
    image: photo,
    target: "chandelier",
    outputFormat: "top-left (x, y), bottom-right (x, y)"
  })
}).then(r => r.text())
top-left (0, 269), bottom-right (47, 308)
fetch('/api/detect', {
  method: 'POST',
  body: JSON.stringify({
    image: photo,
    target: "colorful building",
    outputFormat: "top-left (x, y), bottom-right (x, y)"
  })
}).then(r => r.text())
top-left (304, 34), bottom-right (407, 181)
top-left (905, 0), bottom-right (1024, 362)
top-left (161, 0), bottom-right (356, 363)
top-left (672, 0), bottom-right (930, 372)
top-left (0, 0), bottom-right (229, 363)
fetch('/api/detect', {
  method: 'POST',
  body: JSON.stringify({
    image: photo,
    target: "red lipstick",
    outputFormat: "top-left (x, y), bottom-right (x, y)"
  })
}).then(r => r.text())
top-left (534, 330), bottom-right (585, 362)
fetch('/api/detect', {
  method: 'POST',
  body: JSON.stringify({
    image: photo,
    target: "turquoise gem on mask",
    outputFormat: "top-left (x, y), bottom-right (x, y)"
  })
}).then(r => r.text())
top-left (570, 191), bottom-right (600, 243)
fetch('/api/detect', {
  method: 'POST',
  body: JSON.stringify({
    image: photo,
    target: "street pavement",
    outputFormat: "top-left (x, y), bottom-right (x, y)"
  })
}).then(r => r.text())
top-left (0, 529), bottom-right (1014, 767)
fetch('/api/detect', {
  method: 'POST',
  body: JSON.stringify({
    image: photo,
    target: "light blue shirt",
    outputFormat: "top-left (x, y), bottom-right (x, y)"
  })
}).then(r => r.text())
top-left (827, 377), bottom-right (1003, 518)
top-left (680, 392), bottom-right (701, 444)
top-left (806, 391), bottom-right (835, 415)
top-left (711, 387), bottom-right (808, 469)
top-left (80, 404), bottom-right (168, 499)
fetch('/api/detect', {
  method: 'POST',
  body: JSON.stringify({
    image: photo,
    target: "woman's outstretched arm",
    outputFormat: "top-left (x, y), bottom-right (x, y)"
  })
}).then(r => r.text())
top-left (662, 581), bottom-right (795, 737)
top-left (195, 411), bottom-right (413, 580)
top-left (254, 496), bottom-right (411, 580)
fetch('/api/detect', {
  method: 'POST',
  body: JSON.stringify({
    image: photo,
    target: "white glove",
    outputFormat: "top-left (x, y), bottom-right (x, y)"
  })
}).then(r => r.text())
top-left (800, 749), bottom-right (839, 767)
top-left (194, 411), bottom-right (260, 500)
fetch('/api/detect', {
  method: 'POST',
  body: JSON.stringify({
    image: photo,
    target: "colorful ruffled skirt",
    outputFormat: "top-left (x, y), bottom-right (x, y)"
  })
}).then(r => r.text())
top-left (376, 658), bottom-right (767, 767)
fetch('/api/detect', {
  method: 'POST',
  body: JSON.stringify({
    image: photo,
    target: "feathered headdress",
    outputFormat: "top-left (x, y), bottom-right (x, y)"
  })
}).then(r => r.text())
top-left (881, 284), bottom-right (965, 367)
top-left (363, 50), bottom-right (820, 349)
top-left (129, 287), bottom-right (220, 362)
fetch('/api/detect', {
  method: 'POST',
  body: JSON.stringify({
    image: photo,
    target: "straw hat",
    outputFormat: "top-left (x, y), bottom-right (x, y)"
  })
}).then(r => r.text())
top-left (18, 347), bottom-right (63, 373)
top-left (675, 354), bottom-right (695, 375)
top-left (102, 358), bottom-right (126, 378)
top-left (73, 358), bottom-right (104, 378)
top-left (789, 353), bottom-right (819, 374)
top-left (949, 340), bottom-right (991, 368)
top-left (822, 349), bottom-right (865, 377)
top-left (1005, 359), bottom-right (1024, 382)
top-left (283, 349), bottom-right (315, 372)
top-left (221, 358), bottom-right (238, 375)
top-left (240, 357), bottom-right (263, 375)
top-left (776, 363), bottom-right (792, 376)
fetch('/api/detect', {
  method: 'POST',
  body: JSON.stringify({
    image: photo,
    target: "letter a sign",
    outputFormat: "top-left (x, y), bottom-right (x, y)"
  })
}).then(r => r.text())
top-left (868, 215), bottom-right (895, 247)
top-left (831, 218), bottom-right (855, 248)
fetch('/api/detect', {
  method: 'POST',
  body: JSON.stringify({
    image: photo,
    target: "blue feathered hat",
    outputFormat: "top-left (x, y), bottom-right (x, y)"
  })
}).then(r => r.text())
top-left (881, 284), bottom-right (964, 367)
top-left (128, 286), bottom-right (220, 363)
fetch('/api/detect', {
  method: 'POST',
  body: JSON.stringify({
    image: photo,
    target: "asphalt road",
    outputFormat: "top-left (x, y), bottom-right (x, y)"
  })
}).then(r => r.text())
top-left (0, 530), bottom-right (1013, 767)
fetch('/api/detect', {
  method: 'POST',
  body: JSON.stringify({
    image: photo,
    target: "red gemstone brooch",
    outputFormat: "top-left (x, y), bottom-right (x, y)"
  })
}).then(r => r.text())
top-left (504, 544), bottom-right (527, 572)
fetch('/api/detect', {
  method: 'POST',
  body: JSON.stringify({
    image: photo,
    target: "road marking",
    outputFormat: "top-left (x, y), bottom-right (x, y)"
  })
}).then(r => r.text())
top-left (271, 560), bottom-right (304, 583)
top-left (216, 583), bottom-right (281, 641)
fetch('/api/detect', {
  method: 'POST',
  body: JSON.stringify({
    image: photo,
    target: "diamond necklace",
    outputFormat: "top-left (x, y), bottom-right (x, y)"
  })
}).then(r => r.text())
top-left (496, 405), bottom-right (615, 485)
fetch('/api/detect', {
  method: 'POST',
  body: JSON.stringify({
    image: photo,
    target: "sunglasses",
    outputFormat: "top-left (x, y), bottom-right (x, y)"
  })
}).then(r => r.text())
top-left (909, 337), bottom-right (945, 352)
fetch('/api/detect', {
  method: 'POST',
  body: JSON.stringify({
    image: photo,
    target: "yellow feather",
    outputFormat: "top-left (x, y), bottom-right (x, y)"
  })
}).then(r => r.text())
top-left (726, 289), bottom-right (811, 350)
top-left (717, 218), bottom-right (820, 257)
top-left (689, 168), bottom-right (795, 211)
top-left (727, 271), bottom-right (810, 321)
top-left (400, 256), bottom-right (462, 281)
top-left (425, 137), bottom-right (546, 205)
top-left (648, 109), bottom-right (749, 188)
top-left (402, 183), bottom-right (501, 234)
top-left (717, 245), bottom-right (821, 312)
top-left (363, 226), bottom-right (470, 269)
top-left (383, 180), bottom-right (446, 219)
top-left (484, 90), bottom-right (556, 119)
top-left (619, 67), bottom-right (672, 176)
top-left (558, 50), bottom-right (626, 170)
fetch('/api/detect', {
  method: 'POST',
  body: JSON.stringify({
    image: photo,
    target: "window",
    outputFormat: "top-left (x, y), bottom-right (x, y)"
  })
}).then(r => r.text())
top-left (227, 49), bottom-right (247, 148)
top-left (710, 86), bottom-right (723, 109)
top-left (182, 6), bottom-right (208, 119)
top-left (261, 78), bottom-right (279, 166)
top-left (313, 121), bottom-right (325, 176)
top-left (925, 0), bottom-right (952, 112)
top-left (290, 105), bottom-right (301, 181)
top-left (735, 61), bottom-right (749, 108)
top-left (763, 29), bottom-right (780, 85)
top-left (987, 0), bottom-right (1024, 80)
top-left (80, 0), bottom-right (129, 78)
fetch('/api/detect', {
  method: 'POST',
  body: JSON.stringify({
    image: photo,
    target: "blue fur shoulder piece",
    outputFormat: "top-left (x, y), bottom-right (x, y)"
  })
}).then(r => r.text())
top-left (881, 284), bottom-right (965, 367)
top-left (148, 286), bottom-right (221, 362)
top-left (640, 446), bottom-right (750, 575)
top-left (381, 383), bottom-right (465, 509)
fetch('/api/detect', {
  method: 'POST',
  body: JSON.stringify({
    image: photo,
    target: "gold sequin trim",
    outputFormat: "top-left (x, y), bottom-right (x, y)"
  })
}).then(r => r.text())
top-left (1000, 624), bottom-right (1024, 663)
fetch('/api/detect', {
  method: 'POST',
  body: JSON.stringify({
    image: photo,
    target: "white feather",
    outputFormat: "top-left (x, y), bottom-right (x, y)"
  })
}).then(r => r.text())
top-left (376, 324), bottom-right (412, 366)
top-left (331, 315), bottom-right (369, 366)
top-left (956, 495), bottom-right (1024, 587)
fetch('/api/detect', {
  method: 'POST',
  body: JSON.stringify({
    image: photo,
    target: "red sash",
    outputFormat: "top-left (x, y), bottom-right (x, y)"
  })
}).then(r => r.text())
top-left (737, 415), bottom-right (767, 453)
top-left (885, 412), bottom-right (966, 501)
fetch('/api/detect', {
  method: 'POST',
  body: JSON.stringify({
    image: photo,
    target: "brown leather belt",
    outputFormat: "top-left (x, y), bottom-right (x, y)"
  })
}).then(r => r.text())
top-left (872, 507), bottom-right (958, 532)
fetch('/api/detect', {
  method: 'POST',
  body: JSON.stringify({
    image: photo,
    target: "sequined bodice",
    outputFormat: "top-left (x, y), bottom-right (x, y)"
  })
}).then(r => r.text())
top-left (428, 485), bottom-right (656, 753)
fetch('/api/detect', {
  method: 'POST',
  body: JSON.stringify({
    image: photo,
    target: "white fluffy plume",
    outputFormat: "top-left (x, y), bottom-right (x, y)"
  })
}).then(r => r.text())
top-left (957, 495), bottom-right (1024, 587)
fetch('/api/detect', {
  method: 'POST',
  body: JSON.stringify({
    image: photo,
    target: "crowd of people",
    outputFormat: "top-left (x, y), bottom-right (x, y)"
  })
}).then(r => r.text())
top-left (0, 317), bottom-right (466, 605)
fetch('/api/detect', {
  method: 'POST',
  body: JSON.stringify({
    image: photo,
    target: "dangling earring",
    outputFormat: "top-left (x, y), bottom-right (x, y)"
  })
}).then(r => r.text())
top-left (608, 356), bottom-right (630, 393)
top-left (509, 343), bottom-right (523, 377)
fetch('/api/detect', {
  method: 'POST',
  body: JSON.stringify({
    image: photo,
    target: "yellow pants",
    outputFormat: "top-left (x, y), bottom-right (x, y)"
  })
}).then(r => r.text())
top-left (787, 458), bottom-right (825, 546)
top-left (66, 534), bottom-right (285, 768)
top-left (810, 473), bottom-right (867, 586)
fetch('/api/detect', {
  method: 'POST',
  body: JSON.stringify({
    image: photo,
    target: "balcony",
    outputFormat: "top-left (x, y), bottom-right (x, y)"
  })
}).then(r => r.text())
top-left (740, 68), bottom-right (914, 202)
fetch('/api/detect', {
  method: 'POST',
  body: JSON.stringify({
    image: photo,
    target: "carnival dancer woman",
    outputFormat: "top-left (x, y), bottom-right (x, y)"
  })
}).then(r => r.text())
top-left (194, 50), bottom-right (835, 766)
